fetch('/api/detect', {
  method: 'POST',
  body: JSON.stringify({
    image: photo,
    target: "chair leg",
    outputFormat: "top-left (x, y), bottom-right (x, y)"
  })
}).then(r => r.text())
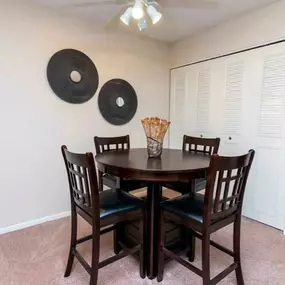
top-left (64, 209), bottom-right (77, 277)
top-left (187, 180), bottom-right (196, 262)
top-left (90, 227), bottom-right (100, 285)
top-left (157, 212), bottom-right (165, 282)
top-left (98, 171), bottom-right (103, 192)
top-left (234, 216), bottom-right (245, 285)
top-left (188, 235), bottom-right (196, 262)
top-left (139, 210), bottom-right (146, 279)
top-left (202, 231), bottom-right (210, 285)
top-left (113, 223), bottom-right (122, 255)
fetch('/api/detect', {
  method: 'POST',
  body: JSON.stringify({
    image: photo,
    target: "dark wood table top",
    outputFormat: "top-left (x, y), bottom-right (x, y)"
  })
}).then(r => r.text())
top-left (95, 148), bottom-right (211, 182)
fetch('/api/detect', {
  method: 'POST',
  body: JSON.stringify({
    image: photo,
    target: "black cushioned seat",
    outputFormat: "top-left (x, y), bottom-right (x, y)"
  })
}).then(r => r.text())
top-left (161, 193), bottom-right (205, 223)
top-left (99, 189), bottom-right (145, 219)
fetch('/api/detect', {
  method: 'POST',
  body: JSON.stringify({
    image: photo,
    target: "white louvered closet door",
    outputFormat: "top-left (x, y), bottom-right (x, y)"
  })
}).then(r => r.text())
top-left (212, 49), bottom-right (255, 156)
top-left (242, 43), bottom-right (285, 230)
top-left (169, 67), bottom-right (188, 149)
top-left (195, 68), bottom-right (212, 136)
top-left (184, 61), bottom-right (220, 139)
top-left (217, 59), bottom-right (247, 155)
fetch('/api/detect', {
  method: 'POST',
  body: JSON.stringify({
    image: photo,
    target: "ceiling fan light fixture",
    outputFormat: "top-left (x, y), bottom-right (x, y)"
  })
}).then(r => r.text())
top-left (120, 7), bottom-right (133, 25)
top-left (138, 17), bottom-right (148, 31)
top-left (132, 0), bottom-right (144, 20)
top-left (147, 5), bottom-right (162, 24)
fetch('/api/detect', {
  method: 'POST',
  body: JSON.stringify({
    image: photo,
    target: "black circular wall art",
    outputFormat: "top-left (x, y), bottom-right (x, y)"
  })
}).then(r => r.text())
top-left (47, 49), bottom-right (99, 104)
top-left (98, 79), bottom-right (138, 125)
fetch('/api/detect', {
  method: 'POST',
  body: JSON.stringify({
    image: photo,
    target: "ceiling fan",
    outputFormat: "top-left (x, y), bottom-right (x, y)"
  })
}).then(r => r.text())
top-left (61, 0), bottom-right (218, 33)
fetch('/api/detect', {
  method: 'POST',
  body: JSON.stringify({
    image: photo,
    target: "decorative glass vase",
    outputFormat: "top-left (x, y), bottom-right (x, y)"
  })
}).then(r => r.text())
top-left (141, 117), bottom-right (170, 158)
top-left (147, 137), bottom-right (163, 158)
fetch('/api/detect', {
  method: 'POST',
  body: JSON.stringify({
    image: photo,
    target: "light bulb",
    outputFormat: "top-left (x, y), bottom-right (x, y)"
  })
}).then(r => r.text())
top-left (132, 1), bottom-right (144, 20)
top-left (147, 5), bottom-right (162, 24)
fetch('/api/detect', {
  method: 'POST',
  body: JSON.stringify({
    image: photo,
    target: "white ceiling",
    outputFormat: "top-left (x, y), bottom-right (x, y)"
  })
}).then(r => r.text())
top-left (30, 0), bottom-right (280, 43)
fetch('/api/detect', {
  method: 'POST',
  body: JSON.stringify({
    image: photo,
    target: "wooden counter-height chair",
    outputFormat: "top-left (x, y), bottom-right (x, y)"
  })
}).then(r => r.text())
top-left (165, 135), bottom-right (220, 195)
top-left (94, 135), bottom-right (147, 194)
top-left (183, 135), bottom-right (221, 193)
top-left (61, 146), bottom-right (145, 285)
top-left (94, 135), bottom-right (181, 200)
top-left (157, 150), bottom-right (255, 285)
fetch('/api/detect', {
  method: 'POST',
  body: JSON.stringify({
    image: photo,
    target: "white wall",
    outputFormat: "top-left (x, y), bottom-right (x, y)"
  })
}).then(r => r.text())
top-left (0, 0), bottom-right (170, 228)
top-left (171, 0), bottom-right (285, 67)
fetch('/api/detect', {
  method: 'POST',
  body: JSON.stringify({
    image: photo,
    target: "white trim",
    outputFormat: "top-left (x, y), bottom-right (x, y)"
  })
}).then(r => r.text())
top-left (0, 211), bottom-right (71, 235)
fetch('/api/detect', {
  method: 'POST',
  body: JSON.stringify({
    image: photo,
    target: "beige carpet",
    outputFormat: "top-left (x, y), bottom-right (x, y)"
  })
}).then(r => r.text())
top-left (0, 216), bottom-right (285, 285)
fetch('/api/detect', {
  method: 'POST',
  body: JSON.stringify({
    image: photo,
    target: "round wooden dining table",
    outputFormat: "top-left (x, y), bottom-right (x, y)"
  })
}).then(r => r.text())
top-left (95, 148), bottom-right (210, 279)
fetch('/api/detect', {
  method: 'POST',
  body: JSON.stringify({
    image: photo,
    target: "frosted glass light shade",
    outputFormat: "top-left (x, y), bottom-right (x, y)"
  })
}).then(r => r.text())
top-left (147, 5), bottom-right (162, 24)
top-left (120, 7), bottom-right (133, 25)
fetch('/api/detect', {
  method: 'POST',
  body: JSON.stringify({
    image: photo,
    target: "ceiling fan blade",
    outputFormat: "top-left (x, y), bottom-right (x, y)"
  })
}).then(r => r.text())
top-left (157, 0), bottom-right (218, 9)
top-left (59, 0), bottom-right (131, 9)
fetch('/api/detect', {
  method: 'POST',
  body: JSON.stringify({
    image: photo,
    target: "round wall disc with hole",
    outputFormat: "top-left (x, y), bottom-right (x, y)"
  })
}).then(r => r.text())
top-left (98, 79), bottom-right (138, 125)
top-left (47, 49), bottom-right (99, 104)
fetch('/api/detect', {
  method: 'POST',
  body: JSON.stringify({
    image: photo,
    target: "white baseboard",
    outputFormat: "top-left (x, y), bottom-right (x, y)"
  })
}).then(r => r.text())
top-left (0, 211), bottom-right (71, 235)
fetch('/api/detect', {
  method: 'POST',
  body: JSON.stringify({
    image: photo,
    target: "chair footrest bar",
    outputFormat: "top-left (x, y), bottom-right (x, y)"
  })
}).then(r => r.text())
top-left (98, 245), bottom-right (141, 269)
top-left (210, 262), bottom-right (238, 285)
top-left (193, 232), bottom-right (234, 257)
top-left (72, 249), bottom-right (91, 275)
top-left (163, 248), bottom-right (202, 277)
top-left (100, 225), bottom-right (115, 235)
top-left (209, 240), bottom-right (234, 257)
top-left (76, 225), bottom-right (116, 245)
top-left (76, 234), bottom-right (93, 245)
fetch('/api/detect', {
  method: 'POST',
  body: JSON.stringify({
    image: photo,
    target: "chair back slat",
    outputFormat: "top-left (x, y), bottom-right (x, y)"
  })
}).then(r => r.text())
top-left (204, 150), bottom-right (255, 223)
top-left (82, 167), bottom-right (91, 206)
top-left (213, 171), bottom-right (223, 213)
top-left (182, 135), bottom-right (220, 155)
top-left (94, 135), bottom-right (130, 154)
top-left (229, 168), bottom-right (242, 208)
top-left (221, 170), bottom-right (232, 211)
top-left (62, 146), bottom-right (99, 218)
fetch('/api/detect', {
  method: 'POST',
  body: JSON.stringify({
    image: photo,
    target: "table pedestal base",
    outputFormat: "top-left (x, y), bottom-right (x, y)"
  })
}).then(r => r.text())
top-left (118, 219), bottom-right (188, 279)
top-left (117, 183), bottom-right (191, 280)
